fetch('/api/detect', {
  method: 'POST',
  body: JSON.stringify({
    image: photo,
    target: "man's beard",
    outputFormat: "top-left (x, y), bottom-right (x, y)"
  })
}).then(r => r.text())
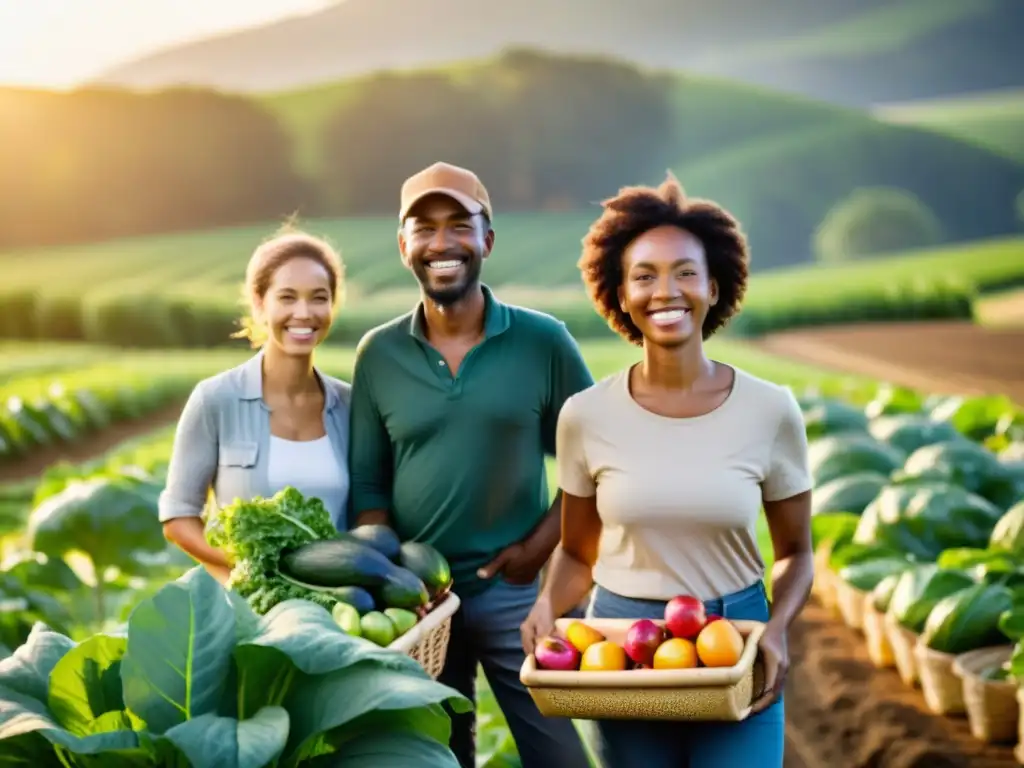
top-left (414, 252), bottom-right (482, 307)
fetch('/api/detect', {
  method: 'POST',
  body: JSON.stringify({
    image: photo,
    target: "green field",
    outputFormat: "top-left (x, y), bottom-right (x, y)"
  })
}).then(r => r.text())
top-left (2, 210), bottom-right (1022, 348)
top-left (876, 89), bottom-right (1024, 162)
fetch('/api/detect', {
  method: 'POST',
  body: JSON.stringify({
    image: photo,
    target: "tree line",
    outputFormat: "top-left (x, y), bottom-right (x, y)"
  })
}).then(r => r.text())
top-left (0, 50), bottom-right (677, 250)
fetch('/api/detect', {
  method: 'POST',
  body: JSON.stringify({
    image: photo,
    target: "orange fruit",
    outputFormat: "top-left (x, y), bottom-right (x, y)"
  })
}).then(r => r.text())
top-left (695, 619), bottom-right (744, 667)
top-left (580, 640), bottom-right (628, 671)
top-left (652, 637), bottom-right (699, 670)
top-left (565, 621), bottom-right (606, 654)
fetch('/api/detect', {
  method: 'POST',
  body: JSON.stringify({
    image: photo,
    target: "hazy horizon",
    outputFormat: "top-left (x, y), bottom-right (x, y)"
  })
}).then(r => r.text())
top-left (0, 0), bottom-right (334, 88)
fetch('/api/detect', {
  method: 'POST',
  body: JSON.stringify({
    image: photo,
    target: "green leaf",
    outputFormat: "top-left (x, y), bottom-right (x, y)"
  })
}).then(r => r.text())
top-left (47, 634), bottom-right (127, 736)
top-left (0, 623), bottom-right (76, 702)
top-left (239, 598), bottom-right (427, 677)
top-left (283, 662), bottom-right (472, 765)
top-left (25, 477), bottom-right (167, 573)
top-left (120, 567), bottom-right (236, 734)
top-left (155, 705), bottom-right (290, 768)
top-left (3, 553), bottom-right (82, 594)
top-left (306, 730), bottom-right (461, 768)
top-left (0, 682), bottom-right (140, 754)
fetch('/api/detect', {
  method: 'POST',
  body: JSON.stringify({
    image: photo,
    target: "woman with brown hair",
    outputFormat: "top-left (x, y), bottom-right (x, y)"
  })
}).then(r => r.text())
top-left (520, 174), bottom-right (814, 767)
top-left (159, 228), bottom-right (352, 583)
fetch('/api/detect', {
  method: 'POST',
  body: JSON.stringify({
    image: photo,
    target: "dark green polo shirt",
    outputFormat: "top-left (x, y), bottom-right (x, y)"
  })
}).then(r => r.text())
top-left (347, 285), bottom-right (594, 598)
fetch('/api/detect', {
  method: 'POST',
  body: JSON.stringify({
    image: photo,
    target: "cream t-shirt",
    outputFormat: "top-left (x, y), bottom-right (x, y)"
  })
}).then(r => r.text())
top-left (556, 364), bottom-right (811, 602)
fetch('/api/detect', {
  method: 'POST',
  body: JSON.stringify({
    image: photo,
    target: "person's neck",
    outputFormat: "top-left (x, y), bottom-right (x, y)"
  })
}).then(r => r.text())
top-left (421, 284), bottom-right (486, 341)
top-left (261, 344), bottom-right (318, 398)
top-left (639, 338), bottom-right (714, 392)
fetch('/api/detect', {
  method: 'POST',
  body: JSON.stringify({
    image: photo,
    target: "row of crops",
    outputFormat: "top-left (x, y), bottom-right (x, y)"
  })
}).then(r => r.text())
top-left (805, 385), bottom-right (1024, 757)
top-left (0, 348), bottom-right (296, 465)
top-left (2, 228), bottom-right (1023, 346)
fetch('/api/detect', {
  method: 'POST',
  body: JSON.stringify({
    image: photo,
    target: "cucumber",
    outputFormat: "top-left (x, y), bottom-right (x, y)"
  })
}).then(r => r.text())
top-left (276, 572), bottom-right (374, 613)
top-left (329, 585), bottom-right (376, 615)
top-left (376, 565), bottom-right (430, 610)
top-left (399, 541), bottom-right (452, 592)
top-left (348, 524), bottom-right (402, 562)
top-left (281, 538), bottom-right (400, 588)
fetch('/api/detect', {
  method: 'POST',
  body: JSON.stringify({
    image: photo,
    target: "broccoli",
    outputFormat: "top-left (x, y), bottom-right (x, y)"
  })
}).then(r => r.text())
top-left (208, 487), bottom-right (344, 615)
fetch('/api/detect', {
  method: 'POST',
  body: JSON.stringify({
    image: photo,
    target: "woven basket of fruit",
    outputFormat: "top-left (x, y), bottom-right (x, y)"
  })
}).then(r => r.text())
top-left (520, 610), bottom-right (766, 722)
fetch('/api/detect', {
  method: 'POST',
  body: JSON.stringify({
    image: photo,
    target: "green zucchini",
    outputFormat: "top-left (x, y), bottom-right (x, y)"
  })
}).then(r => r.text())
top-left (348, 524), bottom-right (402, 562)
top-left (281, 538), bottom-right (399, 588)
top-left (399, 541), bottom-right (452, 592)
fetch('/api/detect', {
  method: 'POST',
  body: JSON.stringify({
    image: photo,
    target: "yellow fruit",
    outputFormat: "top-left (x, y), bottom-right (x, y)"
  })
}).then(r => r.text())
top-left (696, 620), bottom-right (744, 668)
top-left (580, 640), bottom-right (628, 671)
top-left (565, 621), bottom-right (605, 654)
top-left (652, 637), bottom-right (699, 670)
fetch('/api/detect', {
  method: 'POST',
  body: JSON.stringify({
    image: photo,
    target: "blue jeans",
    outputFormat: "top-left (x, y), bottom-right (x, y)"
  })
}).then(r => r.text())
top-left (439, 576), bottom-right (591, 768)
top-left (581, 581), bottom-right (785, 768)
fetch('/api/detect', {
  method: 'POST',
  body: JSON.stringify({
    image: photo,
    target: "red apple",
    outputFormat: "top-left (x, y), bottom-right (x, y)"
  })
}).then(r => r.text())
top-left (664, 595), bottom-right (707, 640)
top-left (706, 614), bottom-right (723, 625)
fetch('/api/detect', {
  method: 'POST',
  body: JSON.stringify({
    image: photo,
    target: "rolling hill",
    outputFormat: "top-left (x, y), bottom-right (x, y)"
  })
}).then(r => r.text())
top-left (89, 0), bottom-right (1024, 106)
top-left (874, 88), bottom-right (1024, 162)
top-left (261, 65), bottom-right (1024, 269)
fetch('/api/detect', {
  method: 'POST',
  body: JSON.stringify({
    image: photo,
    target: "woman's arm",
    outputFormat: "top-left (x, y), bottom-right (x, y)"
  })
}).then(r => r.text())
top-left (158, 383), bottom-right (232, 581)
top-left (163, 517), bottom-right (233, 583)
top-left (536, 492), bottom-right (603, 618)
top-left (751, 389), bottom-right (814, 712)
top-left (763, 490), bottom-right (814, 631)
top-left (521, 394), bottom-right (601, 653)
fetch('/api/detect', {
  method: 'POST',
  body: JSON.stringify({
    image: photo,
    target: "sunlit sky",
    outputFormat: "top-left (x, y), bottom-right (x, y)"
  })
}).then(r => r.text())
top-left (0, 0), bottom-right (336, 88)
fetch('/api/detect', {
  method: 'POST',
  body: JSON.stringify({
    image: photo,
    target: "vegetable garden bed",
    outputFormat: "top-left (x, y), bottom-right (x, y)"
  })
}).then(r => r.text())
top-left (804, 378), bottom-right (1024, 765)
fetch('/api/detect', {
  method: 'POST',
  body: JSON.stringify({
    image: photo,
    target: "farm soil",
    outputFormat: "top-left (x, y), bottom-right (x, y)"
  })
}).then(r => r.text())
top-left (759, 321), bottom-right (1024, 404)
top-left (783, 597), bottom-right (1019, 768)
top-left (0, 399), bottom-right (185, 484)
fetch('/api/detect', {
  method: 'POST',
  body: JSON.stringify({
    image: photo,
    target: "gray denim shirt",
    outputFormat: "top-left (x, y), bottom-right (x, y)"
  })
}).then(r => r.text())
top-left (157, 350), bottom-right (352, 529)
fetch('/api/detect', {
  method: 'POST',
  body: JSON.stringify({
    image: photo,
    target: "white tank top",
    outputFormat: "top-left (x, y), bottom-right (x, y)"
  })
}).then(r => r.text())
top-left (267, 434), bottom-right (349, 530)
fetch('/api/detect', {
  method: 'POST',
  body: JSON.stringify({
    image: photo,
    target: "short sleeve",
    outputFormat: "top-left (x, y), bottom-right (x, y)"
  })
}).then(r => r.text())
top-left (762, 388), bottom-right (812, 502)
top-left (555, 395), bottom-right (596, 497)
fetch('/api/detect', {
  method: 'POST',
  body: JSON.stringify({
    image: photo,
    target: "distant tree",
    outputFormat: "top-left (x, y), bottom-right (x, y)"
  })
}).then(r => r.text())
top-left (0, 87), bottom-right (307, 249)
top-left (317, 49), bottom-right (678, 214)
top-left (813, 186), bottom-right (943, 263)
top-left (1017, 189), bottom-right (1024, 226)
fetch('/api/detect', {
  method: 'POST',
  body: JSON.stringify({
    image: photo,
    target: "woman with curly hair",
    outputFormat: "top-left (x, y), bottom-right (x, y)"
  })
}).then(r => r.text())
top-left (520, 173), bottom-right (813, 767)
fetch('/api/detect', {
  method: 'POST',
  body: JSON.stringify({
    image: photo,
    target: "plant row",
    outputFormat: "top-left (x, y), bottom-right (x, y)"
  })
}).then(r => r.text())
top-left (0, 352), bottom-right (246, 464)
top-left (804, 383), bottom-right (1024, 753)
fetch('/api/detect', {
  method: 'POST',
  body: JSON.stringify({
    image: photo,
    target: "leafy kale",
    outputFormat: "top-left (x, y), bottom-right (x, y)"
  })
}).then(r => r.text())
top-left (206, 487), bottom-right (342, 615)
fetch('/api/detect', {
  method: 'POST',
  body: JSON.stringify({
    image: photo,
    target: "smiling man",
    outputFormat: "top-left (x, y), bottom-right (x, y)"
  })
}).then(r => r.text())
top-left (347, 162), bottom-right (593, 768)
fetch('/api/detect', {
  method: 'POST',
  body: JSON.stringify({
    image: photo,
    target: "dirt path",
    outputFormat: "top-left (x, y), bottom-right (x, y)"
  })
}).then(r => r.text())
top-left (783, 598), bottom-right (1019, 768)
top-left (0, 399), bottom-right (185, 484)
top-left (759, 321), bottom-right (1024, 403)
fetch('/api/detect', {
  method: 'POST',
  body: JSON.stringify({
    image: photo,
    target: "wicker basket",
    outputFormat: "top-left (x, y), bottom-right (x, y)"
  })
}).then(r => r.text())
top-left (520, 618), bottom-right (766, 723)
top-left (914, 639), bottom-right (965, 716)
top-left (389, 592), bottom-right (461, 679)
top-left (951, 646), bottom-right (1018, 744)
top-left (1015, 688), bottom-right (1024, 764)
top-left (884, 611), bottom-right (920, 687)
top-left (861, 594), bottom-right (894, 669)
top-left (835, 580), bottom-right (867, 632)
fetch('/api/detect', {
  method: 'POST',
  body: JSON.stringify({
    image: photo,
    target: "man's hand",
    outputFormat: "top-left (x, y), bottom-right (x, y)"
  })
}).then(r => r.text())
top-left (477, 541), bottom-right (546, 585)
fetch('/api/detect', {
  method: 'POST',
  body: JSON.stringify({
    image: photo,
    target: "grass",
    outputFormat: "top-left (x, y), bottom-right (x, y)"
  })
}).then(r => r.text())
top-left (875, 89), bottom-right (1024, 163)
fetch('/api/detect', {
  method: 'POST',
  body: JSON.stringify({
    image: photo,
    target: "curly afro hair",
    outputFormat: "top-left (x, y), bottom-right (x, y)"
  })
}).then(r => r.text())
top-left (578, 172), bottom-right (749, 346)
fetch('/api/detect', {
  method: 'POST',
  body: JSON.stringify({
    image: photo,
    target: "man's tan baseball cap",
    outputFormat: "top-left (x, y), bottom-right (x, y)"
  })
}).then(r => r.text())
top-left (399, 162), bottom-right (493, 222)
